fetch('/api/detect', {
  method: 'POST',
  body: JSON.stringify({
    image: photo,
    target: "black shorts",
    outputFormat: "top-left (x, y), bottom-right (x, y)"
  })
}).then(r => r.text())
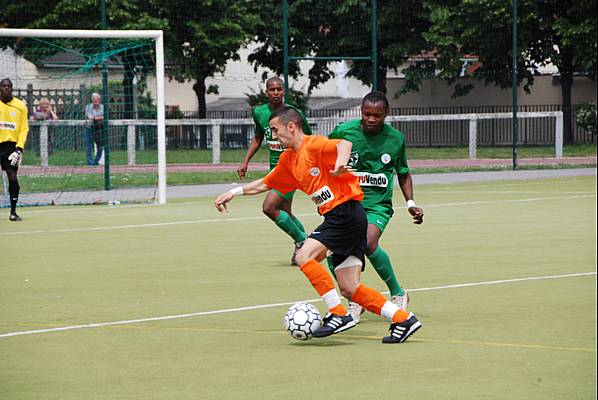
top-left (0, 141), bottom-right (18, 172)
top-left (308, 200), bottom-right (367, 270)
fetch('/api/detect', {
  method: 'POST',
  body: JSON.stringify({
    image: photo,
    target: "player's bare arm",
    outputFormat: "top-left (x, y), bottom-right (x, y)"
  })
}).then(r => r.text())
top-left (214, 178), bottom-right (270, 213)
top-left (237, 132), bottom-right (264, 179)
top-left (398, 173), bottom-right (424, 225)
top-left (331, 139), bottom-right (355, 176)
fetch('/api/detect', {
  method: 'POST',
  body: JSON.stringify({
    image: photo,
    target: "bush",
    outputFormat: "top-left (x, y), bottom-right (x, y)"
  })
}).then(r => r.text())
top-left (575, 102), bottom-right (597, 135)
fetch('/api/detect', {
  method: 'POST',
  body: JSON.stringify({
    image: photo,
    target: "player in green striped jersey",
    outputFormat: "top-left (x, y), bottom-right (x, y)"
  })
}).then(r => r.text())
top-left (237, 77), bottom-right (312, 265)
top-left (329, 92), bottom-right (424, 322)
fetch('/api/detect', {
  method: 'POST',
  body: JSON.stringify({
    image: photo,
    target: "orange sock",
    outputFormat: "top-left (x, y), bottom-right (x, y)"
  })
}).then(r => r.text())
top-left (352, 284), bottom-right (409, 323)
top-left (300, 259), bottom-right (347, 315)
top-left (390, 309), bottom-right (410, 324)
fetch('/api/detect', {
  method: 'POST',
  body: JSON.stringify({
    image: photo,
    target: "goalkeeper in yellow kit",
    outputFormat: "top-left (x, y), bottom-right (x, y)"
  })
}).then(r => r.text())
top-left (0, 78), bottom-right (29, 221)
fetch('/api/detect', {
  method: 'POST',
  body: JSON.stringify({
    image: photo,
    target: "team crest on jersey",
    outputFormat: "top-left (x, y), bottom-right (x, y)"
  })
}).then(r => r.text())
top-left (381, 153), bottom-right (391, 164)
top-left (309, 167), bottom-right (320, 177)
top-left (348, 151), bottom-right (359, 167)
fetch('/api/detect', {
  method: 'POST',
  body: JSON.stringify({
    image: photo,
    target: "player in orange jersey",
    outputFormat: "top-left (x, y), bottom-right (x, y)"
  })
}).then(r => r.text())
top-left (215, 107), bottom-right (422, 343)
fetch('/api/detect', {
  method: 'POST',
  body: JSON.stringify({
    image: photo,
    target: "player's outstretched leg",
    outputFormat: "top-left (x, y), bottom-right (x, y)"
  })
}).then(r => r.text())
top-left (298, 258), bottom-right (356, 337)
top-left (263, 191), bottom-right (307, 265)
top-left (351, 283), bottom-right (421, 344)
top-left (382, 313), bottom-right (421, 344)
top-left (368, 246), bottom-right (408, 309)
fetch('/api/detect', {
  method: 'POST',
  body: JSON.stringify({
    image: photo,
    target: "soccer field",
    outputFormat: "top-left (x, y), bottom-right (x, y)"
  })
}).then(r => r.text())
top-left (1, 175), bottom-right (596, 400)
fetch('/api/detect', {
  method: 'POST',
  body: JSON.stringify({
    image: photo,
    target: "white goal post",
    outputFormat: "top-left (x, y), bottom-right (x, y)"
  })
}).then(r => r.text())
top-left (0, 28), bottom-right (167, 204)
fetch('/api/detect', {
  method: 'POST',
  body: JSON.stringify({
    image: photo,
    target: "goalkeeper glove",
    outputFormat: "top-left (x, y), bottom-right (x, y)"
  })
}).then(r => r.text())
top-left (8, 148), bottom-right (23, 167)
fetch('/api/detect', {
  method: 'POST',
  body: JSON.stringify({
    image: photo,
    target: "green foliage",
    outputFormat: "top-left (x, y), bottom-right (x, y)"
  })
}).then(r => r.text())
top-left (409, 0), bottom-right (597, 98)
top-left (1, 0), bottom-right (257, 116)
top-left (247, 0), bottom-right (431, 94)
top-left (575, 102), bottom-right (597, 134)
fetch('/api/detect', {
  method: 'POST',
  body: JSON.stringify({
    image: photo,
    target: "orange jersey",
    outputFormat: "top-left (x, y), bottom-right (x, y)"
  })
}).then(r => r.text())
top-left (263, 135), bottom-right (363, 214)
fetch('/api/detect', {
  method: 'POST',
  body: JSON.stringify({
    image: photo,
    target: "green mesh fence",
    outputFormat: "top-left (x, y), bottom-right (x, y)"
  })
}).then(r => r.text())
top-left (1, 35), bottom-right (160, 206)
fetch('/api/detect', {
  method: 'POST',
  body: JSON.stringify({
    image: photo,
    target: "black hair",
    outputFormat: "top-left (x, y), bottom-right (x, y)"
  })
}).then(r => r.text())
top-left (269, 106), bottom-right (301, 125)
top-left (266, 76), bottom-right (284, 88)
top-left (0, 78), bottom-right (13, 86)
top-left (362, 91), bottom-right (389, 111)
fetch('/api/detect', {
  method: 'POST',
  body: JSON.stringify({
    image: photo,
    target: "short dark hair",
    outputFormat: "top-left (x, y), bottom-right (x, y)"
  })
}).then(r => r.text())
top-left (269, 106), bottom-right (301, 125)
top-left (362, 91), bottom-right (389, 111)
top-left (266, 76), bottom-right (284, 88)
top-left (0, 78), bottom-right (13, 86)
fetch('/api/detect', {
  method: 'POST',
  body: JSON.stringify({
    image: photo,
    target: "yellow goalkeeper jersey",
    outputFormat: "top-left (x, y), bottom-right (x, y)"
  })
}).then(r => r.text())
top-left (0, 97), bottom-right (29, 149)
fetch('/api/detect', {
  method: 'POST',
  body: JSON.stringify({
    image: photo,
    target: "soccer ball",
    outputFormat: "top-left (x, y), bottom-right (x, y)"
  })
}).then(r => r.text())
top-left (284, 302), bottom-right (322, 341)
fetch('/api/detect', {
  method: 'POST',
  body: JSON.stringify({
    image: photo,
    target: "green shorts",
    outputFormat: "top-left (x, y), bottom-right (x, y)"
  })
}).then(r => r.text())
top-left (272, 188), bottom-right (295, 201)
top-left (364, 203), bottom-right (393, 233)
top-left (366, 211), bottom-right (391, 233)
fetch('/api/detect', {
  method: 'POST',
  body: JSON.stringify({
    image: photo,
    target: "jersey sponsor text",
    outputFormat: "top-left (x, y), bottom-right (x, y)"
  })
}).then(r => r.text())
top-left (267, 140), bottom-right (284, 152)
top-left (310, 185), bottom-right (335, 206)
top-left (354, 172), bottom-right (388, 187)
top-left (0, 121), bottom-right (17, 131)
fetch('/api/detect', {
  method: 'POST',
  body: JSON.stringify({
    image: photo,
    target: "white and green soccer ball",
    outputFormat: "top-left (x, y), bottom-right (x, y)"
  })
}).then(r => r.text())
top-left (284, 302), bottom-right (322, 341)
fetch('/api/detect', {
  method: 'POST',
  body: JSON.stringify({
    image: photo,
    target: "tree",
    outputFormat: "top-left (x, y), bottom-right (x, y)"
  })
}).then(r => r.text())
top-left (407, 0), bottom-right (597, 144)
top-left (246, 0), bottom-right (335, 93)
top-left (247, 0), bottom-right (431, 94)
top-left (158, 0), bottom-right (258, 119)
top-left (1, 0), bottom-right (260, 121)
top-left (1, 0), bottom-right (167, 119)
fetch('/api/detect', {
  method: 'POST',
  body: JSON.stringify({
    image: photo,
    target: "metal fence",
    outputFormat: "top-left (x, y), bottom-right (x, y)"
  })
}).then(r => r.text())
top-left (27, 111), bottom-right (566, 167)
top-left (23, 104), bottom-right (595, 160)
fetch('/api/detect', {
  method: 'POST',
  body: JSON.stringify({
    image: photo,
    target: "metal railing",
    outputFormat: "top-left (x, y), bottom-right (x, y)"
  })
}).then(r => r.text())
top-left (29, 111), bottom-right (563, 167)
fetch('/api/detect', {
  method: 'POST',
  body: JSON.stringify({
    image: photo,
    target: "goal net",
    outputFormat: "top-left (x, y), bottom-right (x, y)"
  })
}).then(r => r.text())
top-left (0, 29), bottom-right (166, 207)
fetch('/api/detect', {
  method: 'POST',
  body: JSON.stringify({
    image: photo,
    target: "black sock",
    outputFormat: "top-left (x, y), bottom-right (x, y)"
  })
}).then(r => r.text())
top-left (8, 178), bottom-right (19, 214)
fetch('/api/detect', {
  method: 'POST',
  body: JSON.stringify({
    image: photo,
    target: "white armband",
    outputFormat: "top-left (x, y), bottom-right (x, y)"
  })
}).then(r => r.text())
top-left (229, 186), bottom-right (244, 197)
top-left (406, 199), bottom-right (416, 209)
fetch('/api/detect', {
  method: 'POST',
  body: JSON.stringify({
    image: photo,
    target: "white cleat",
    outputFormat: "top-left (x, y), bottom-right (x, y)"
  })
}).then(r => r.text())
top-left (391, 292), bottom-right (409, 310)
top-left (348, 301), bottom-right (365, 324)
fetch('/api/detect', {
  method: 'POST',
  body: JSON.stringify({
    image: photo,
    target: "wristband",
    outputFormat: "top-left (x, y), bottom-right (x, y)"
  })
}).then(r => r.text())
top-left (229, 186), bottom-right (244, 197)
top-left (406, 199), bottom-right (416, 209)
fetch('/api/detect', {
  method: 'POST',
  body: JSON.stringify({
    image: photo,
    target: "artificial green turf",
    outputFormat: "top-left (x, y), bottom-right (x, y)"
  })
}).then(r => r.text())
top-left (8, 144), bottom-right (595, 194)
top-left (0, 176), bottom-right (595, 399)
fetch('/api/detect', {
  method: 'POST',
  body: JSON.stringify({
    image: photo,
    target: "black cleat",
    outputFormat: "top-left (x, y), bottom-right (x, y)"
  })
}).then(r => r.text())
top-left (290, 240), bottom-right (304, 266)
top-left (382, 313), bottom-right (422, 344)
top-left (313, 313), bottom-right (356, 338)
top-left (9, 213), bottom-right (22, 222)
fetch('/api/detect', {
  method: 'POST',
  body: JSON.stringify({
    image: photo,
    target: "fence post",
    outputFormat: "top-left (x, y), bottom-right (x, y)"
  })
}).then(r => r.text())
top-left (127, 124), bottom-right (136, 165)
top-left (468, 118), bottom-right (478, 159)
top-left (211, 124), bottom-right (221, 164)
top-left (26, 83), bottom-right (34, 116)
top-left (39, 123), bottom-right (49, 167)
top-left (555, 112), bottom-right (563, 159)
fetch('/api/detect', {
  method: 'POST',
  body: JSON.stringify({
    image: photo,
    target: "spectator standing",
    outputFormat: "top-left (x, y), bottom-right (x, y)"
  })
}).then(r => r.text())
top-left (83, 93), bottom-right (104, 165)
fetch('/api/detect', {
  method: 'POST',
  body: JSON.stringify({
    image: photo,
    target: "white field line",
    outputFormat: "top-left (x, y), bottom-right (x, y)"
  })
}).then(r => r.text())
top-left (426, 190), bottom-right (595, 195)
top-left (0, 271), bottom-right (594, 339)
top-left (1, 194), bottom-right (595, 236)
top-left (16, 174), bottom-right (597, 216)
top-left (18, 198), bottom-right (218, 216)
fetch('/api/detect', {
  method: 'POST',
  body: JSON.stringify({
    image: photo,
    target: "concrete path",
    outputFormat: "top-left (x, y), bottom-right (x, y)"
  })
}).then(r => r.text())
top-left (168, 168), bottom-right (596, 198)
